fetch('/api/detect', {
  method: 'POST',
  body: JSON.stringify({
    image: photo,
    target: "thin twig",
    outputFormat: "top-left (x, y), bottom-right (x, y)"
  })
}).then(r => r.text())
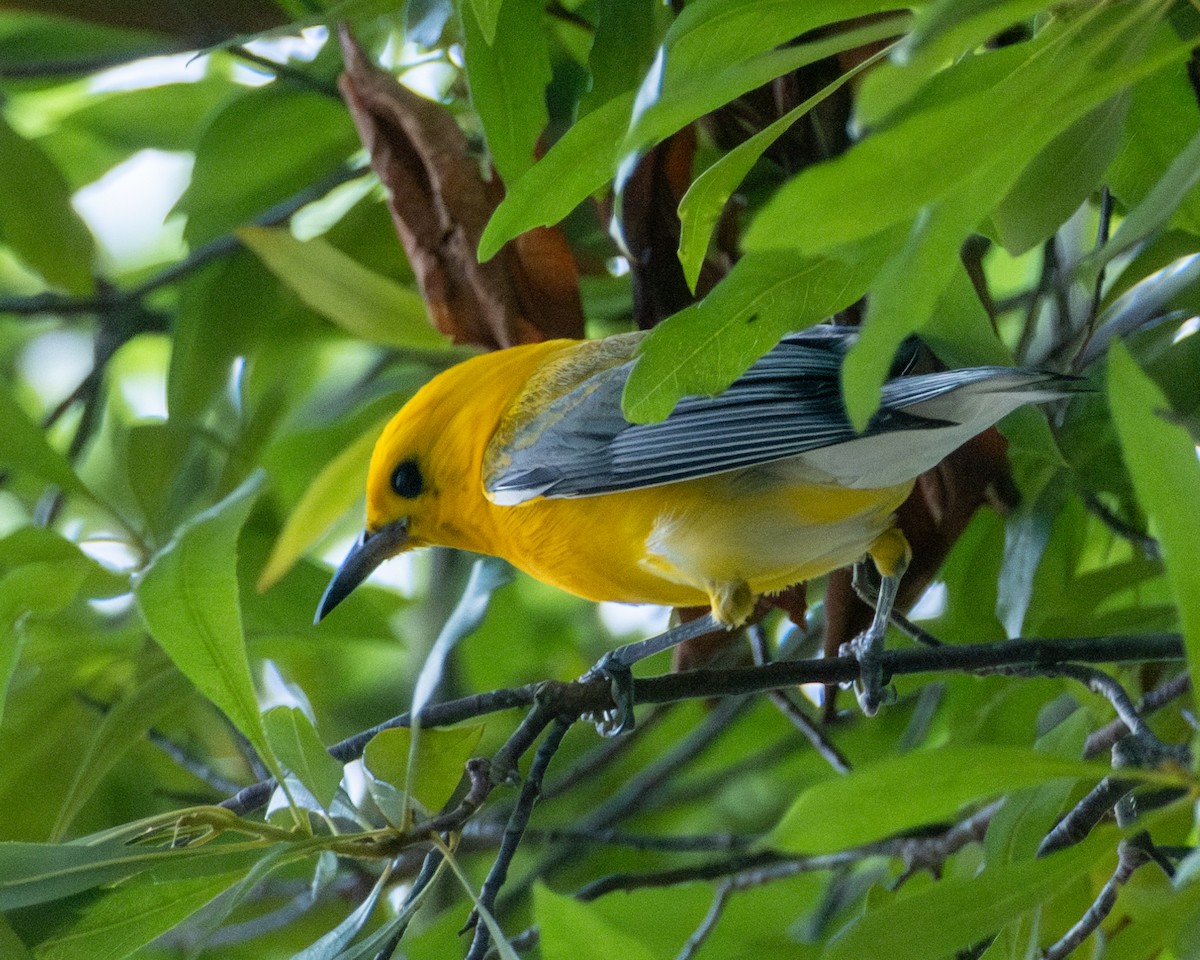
top-left (1085, 673), bottom-right (1191, 758)
top-left (541, 705), bottom-right (671, 801)
top-left (1080, 492), bottom-right (1161, 561)
top-left (768, 690), bottom-right (852, 774)
top-left (502, 696), bottom-right (754, 908)
top-left (1041, 835), bottom-right (1151, 960)
top-left (465, 719), bottom-right (571, 960)
top-left (229, 45), bottom-right (342, 98)
top-left (749, 625), bottom-right (851, 774)
top-left (675, 881), bottom-right (733, 960)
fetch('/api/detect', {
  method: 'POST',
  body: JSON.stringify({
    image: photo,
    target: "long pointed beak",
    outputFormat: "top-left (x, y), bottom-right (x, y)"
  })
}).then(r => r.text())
top-left (314, 520), bottom-right (409, 624)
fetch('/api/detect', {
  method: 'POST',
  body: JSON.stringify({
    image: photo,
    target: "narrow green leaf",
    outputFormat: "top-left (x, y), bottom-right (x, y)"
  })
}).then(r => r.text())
top-left (769, 746), bottom-right (1114, 854)
top-left (363, 724), bottom-right (484, 818)
top-left (263, 706), bottom-right (344, 812)
top-left (676, 44), bottom-right (889, 292)
top-left (34, 868), bottom-right (249, 960)
top-left (746, 8), bottom-right (1194, 257)
top-left (238, 227), bottom-right (443, 350)
top-left (1089, 124), bottom-right (1200, 277)
top-left (169, 251), bottom-right (277, 421)
top-left (0, 116), bottom-right (94, 294)
top-left (856, 0), bottom-right (1052, 127)
top-left (0, 387), bottom-right (95, 499)
top-left (1107, 62), bottom-right (1200, 235)
top-left (177, 89), bottom-right (359, 246)
top-left (983, 708), bottom-right (1091, 866)
top-left (411, 557), bottom-right (513, 716)
top-left (439, 843), bottom-right (522, 960)
top-left (1, 562), bottom-right (89, 726)
top-left (824, 832), bottom-right (1112, 960)
top-left (622, 243), bottom-right (894, 424)
top-left (992, 95), bottom-right (1129, 256)
top-left (134, 472), bottom-right (283, 785)
top-left (842, 187), bottom-right (987, 429)
top-left (478, 90), bottom-right (635, 261)
top-left (292, 867), bottom-right (388, 960)
top-left (0, 916), bottom-right (31, 960)
top-left (996, 474), bottom-right (1067, 640)
top-left (462, 0), bottom-right (550, 183)
top-left (620, 17), bottom-right (908, 172)
top-left (52, 670), bottom-right (193, 842)
top-left (535, 884), bottom-right (657, 960)
top-left (1108, 343), bottom-right (1200, 711)
top-left (661, 0), bottom-right (894, 89)
top-left (579, 0), bottom-right (658, 117)
top-left (258, 413), bottom-right (390, 593)
top-left (468, 0), bottom-right (504, 45)
top-left (0, 838), bottom-right (241, 911)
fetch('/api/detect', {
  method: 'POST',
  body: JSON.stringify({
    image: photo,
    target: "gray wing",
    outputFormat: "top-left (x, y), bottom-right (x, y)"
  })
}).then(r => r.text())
top-left (485, 325), bottom-right (957, 503)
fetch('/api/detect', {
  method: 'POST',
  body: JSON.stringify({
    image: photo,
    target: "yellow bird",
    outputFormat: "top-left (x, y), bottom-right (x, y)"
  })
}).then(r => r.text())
top-left (316, 325), bottom-right (1077, 721)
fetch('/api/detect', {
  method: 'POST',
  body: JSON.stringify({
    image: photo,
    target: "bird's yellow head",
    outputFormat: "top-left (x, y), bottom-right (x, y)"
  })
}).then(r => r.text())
top-left (313, 345), bottom-right (555, 623)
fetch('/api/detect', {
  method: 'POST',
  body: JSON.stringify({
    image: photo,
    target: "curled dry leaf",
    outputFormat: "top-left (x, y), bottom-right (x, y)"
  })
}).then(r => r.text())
top-left (337, 26), bottom-right (583, 349)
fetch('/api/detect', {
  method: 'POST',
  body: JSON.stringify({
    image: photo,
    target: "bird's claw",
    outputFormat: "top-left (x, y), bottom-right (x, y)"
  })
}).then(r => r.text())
top-left (839, 630), bottom-right (895, 717)
top-left (581, 654), bottom-right (636, 736)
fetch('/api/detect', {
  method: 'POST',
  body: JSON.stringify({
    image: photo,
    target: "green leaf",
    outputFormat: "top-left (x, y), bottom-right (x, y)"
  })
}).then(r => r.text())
top-left (1089, 124), bottom-right (1200, 278)
top-left (258, 413), bottom-right (390, 593)
top-left (1107, 62), bottom-right (1200, 236)
top-left (33, 867), bottom-right (250, 960)
top-left (676, 43), bottom-right (890, 292)
top-left (0, 836), bottom-right (243, 911)
top-left (0, 386), bottom-right (95, 500)
top-left (177, 88), bottom-right (359, 246)
top-left (238, 227), bottom-right (444, 350)
top-left (579, 0), bottom-right (659, 117)
top-left (362, 723), bottom-right (484, 818)
top-left (658, 0), bottom-right (895, 93)
top-left (52, 670), bottom-right (193, 842)
top-left (468, 0), bottom-right (504, 45)
top-left (292, 867), bottom-right (389, 960)
top-left (824, 832), bottom-right (1112, 960)
top-left (856, 0), bottom-right (1053, 127)
top-left (842, 187), bottom-right (988, 429)
top-left (996, 473), bottom-right (1067, 640)
top-left (1108, 342), bottom-right (1200, 711)
top-left (622, 244), bottom-right (893, 423)
top-left (134, 471), bottom-right (284, 786)
top-left (620, 16), bottom-right (908, 173)
top-left (169, 251), bottom-right (278, 421)
top-left (983, 708), bottom-right (1092, 866)
top-left (478, 90), bottom-right (635, 261)
top-left (0, 563), bottom-right (89, 727)
top-left (0, 917), bottom-right (30, 959)
top-left (745, 8), bottom-right (1194, 257)
top-left (263, 706), bottom-right (344, 811)
top-left (768, 746), bottom-right (1114, 854)
top-left (462, 0), bottom-right (551, 183)
top-left (0, 116), bottom-right (94, 294)
top-left (535, 884), bottom-right (657, 960)
top-left (37, 78), bottom-right (233, 185)
top-left (992, 95), bottom-right (1128, 256)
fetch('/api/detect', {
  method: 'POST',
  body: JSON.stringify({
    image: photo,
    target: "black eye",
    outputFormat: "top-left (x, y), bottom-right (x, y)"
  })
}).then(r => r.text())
top-left (391, 459), bottom-right (423, 498)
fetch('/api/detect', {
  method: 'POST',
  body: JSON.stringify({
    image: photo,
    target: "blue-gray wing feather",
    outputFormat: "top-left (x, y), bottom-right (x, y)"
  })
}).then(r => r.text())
top-left (484, 326), bottom-right (1065, 502)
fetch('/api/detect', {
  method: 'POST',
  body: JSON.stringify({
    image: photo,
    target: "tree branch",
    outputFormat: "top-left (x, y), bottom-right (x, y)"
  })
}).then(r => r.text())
top-left (221, 632), bottom-right (1185, 816)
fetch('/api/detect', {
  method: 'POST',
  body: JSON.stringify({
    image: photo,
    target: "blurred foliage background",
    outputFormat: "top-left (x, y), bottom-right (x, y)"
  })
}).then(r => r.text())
top-left (1, 1), bottom-right (1200, 958)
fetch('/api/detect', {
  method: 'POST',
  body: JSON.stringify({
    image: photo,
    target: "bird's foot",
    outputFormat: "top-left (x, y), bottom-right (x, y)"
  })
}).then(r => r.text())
top-left (581, 652), bottom-right (636, 737)
top-left (839, 628), bottom-right (895, 717)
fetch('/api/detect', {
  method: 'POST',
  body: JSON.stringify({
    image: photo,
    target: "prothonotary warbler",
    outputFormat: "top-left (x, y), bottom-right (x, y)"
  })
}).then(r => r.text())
top-left (316, 325), bottom-right (1081, 726)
